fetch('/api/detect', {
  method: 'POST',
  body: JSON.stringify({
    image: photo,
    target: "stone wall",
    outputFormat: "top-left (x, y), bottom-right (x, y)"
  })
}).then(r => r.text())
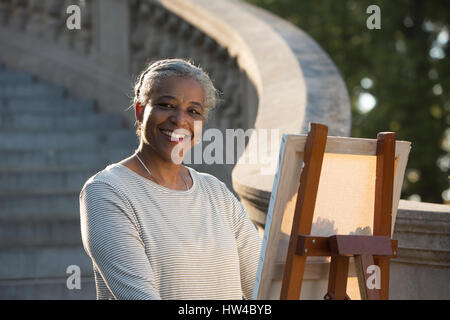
top-left (390, 200), bottom-right (450, 299)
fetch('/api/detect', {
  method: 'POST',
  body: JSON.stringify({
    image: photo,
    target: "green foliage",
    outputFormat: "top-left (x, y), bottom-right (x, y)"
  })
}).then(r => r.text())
top-left (245, 0), bottom-right (449, 203)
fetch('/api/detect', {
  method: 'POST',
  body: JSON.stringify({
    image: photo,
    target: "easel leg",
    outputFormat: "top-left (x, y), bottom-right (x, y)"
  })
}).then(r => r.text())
top-left (282, 255), bottom-right (307, 299)
top-left (374, 256), bottom-right (390, 300)
top-left (325, 256), bottom-right (349, 300)
top-left (280, 124), bottom-right (328, 300)
top-left (373, 132), bottom-right (396, 300)
top-left (355, 254), bottom-right (381, 300)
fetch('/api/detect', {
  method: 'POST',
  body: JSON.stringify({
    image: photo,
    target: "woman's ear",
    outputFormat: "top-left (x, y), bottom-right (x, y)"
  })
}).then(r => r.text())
top-left (135, 102), bottom-right (144, 122)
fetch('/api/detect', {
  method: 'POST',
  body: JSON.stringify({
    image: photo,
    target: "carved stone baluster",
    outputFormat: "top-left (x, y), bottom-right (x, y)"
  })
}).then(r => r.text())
top-left (73, 1), bottom-right (92, 55)
top-left (200, 37), bottom-right (218, 76)
top-left (42, 0), bottom-right (64, 42)
top-left (173, 21), bottom-right (194, 59)
top-left (25, 0), bottom-right (45, 37)
top-left (210, 47), bottom-right (229, 91)
top-left (0, 0), bottom-right (12, 26)
top-left (158, 13), bottom-right (181, 59)
top-left (9, 0), bottom-right (29, 31)
top-left (130, 1), bottom-right (152, 75)
top-left (58, 0), bottom-right (75, 48)
top-left (186, 28), bottom-right (206, 66)
top-left (221, 57), bottom-right (243, 129)
top-left (145, 4), bottom-right (168, 61)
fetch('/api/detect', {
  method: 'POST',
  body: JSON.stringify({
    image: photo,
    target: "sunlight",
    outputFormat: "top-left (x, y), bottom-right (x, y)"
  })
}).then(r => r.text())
top-left (357, 92), bottom-right (377, 113)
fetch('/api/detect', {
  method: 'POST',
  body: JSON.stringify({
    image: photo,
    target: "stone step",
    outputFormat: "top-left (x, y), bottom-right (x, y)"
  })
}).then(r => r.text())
top-left (0, 218), bottom-right (83, 248)
top-left (0, 62), bottom-right (122, 300)
top-left (0, 83), bottom-right (65, 98)
top-left (0, 97), bottom-right (96, 114)
top-left (0, 245), bottom-right (93, 280)
top-left (0, 276), bottom-right (96, 299)
top-left (0, 71), bottom-right (34, 84)
top-left (0, 193), bottom-right (80, 221)
top-left (0, 147), bottom-right (131, 171)
top-left (0, 168), bottom-right (103, 195)
top-left (0, 129), bottom-right (138, 150)
top-left (0, 112), bottom-right (125, 132)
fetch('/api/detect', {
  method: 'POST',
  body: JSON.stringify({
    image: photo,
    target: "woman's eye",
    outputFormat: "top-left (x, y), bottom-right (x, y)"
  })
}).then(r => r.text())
top-left (189, 109), bottom-right (204, 116)
top-left (159, 103), bottom-right (174, 108)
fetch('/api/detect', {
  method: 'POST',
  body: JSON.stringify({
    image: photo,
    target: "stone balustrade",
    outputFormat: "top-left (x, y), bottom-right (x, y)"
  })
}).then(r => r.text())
top-left (0, 0), bottom-right (351, 194)
top-left (0, 0), bottom-right (269, 190)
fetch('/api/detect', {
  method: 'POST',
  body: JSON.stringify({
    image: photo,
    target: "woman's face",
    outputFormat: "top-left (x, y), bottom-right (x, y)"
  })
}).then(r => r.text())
top-left (139, 76), bottom-right (205, 163)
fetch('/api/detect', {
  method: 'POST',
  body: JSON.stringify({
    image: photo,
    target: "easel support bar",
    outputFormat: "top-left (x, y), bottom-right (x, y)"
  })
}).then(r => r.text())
top-left (296, 235), bottom-right (398, 258)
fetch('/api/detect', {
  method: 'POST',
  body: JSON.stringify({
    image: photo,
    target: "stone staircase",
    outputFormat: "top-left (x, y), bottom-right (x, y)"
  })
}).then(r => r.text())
top-left (0, 60), bottom-right (138, 299)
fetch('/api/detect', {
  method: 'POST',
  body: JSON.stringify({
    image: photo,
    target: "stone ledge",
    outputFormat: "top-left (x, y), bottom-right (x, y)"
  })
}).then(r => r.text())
top-left (393, 200), bottom-right (450, 267)
top-left (394, 247), bottom-right (450, 267)
top-left (398, 199), bottom-right (450, 212)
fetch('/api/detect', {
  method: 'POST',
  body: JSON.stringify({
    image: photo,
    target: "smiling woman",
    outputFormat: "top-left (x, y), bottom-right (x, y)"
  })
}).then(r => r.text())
top-left (79, 59), bottom-right (262, 300)
top-left (138, 75), bottom-right (206, 170)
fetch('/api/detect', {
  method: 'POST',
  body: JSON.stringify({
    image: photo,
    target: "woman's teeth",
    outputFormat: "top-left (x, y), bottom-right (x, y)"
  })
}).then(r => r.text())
top-left (161, 129), bottom-right (189, 140)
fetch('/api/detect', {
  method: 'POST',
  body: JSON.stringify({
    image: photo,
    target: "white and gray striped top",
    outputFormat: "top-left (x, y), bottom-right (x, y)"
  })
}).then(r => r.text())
top-left (79, 163), bottom-right (262, 300)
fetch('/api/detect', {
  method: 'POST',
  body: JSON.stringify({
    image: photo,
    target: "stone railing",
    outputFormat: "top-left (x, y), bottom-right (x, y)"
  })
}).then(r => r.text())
top-left (0, 0), bottom-right (351, 198)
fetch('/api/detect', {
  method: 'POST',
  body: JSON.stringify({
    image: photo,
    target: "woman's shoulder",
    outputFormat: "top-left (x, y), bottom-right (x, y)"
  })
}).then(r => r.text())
top-left (188, 166), bottom-right (227, 189)
top-left (81, 163), bottom-right (131, 195)
top-left (188, 167), bottom-right (237, 202)
top-left (189, 167), bottom-right (247, 222)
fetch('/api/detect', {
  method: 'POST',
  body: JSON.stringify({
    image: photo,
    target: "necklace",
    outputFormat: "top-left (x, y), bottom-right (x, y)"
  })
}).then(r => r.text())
top-left (135, 153), bottom-right (188, 191)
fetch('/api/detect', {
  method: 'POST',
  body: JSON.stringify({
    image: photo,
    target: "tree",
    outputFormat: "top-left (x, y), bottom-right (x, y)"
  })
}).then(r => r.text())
top-left (245, 0), bottom-right (449, 203)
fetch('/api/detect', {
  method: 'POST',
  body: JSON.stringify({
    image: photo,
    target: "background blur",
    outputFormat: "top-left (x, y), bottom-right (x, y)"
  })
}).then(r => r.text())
top-left (246, 0), bottom-right (449, 204)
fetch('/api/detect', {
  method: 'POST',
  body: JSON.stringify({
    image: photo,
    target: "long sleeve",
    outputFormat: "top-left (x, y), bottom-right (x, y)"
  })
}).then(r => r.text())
top-left (226, 187), bottom-right (262, 300)
top-left (79, 180), bottom-right (161, 300)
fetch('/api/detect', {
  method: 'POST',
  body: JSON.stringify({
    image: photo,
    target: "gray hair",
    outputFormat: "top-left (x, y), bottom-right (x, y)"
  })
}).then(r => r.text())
top-left (133, 58), bottom-right (218, 118)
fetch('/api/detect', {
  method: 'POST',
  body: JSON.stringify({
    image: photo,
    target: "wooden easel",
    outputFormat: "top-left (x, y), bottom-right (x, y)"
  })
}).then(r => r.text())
top-left (280, 123), bottom-right (398, 300)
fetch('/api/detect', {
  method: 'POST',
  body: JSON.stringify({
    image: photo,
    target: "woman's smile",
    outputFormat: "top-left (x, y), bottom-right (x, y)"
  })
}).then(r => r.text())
top-left (159, 128), bottom-right (192, 144)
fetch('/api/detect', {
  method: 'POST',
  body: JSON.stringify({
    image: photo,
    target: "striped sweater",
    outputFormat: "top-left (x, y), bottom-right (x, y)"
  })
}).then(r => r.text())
top-left (79, 163), bottom-right (262, 300)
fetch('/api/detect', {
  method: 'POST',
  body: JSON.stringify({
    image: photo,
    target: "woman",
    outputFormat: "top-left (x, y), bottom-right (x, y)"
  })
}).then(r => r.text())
top-left (79, 59), bottom-right (262, 300)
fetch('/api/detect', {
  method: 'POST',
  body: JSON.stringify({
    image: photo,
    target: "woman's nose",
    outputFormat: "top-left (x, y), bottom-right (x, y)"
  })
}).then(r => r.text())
top-left (170, 108), bottom-right (189, 125)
